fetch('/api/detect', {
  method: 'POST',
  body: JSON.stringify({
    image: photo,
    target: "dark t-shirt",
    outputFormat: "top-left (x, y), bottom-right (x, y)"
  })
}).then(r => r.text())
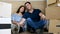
top-left (23, 9), bottom-right (41, 22)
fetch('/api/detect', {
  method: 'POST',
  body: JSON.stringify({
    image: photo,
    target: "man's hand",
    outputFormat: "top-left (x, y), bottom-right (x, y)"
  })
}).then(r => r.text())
top-left (41, 14), bottom-right (46, 19)
top-left (39, 13), bottom-right (46, 19)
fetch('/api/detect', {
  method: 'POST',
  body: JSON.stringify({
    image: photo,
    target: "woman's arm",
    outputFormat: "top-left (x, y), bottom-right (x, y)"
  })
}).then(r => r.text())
top-left (11, 20), bottom-right (19, 26)
top-left (19, 18), bottom-right (26, 27)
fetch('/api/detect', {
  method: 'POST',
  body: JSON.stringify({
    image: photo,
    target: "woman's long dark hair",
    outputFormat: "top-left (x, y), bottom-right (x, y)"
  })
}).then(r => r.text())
top-left (16, 5), bottom-right (25, 15)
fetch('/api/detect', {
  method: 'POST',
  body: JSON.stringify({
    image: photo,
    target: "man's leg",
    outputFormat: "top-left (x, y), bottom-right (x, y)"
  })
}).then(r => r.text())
top-left (36, 29), bottom-right (44, 34)
top-left (27, 18), bottom-right (38, 29)
top-left (27, 18), bottom-right (47, 34)
top-left (27, 18), bottom-right (38, 33)
top-left (37, 19), bottom-right (47, 28)
top-left (36, 19), bottom-right (47, 34)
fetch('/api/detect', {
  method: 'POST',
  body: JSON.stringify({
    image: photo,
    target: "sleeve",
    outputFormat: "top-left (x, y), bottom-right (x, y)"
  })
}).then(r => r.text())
top-left (38, 9), bottom-right (42, 13)
top-left (22, 12), bottom-right (28, 19)
top-left (11, 14), bottom-right (15, 21)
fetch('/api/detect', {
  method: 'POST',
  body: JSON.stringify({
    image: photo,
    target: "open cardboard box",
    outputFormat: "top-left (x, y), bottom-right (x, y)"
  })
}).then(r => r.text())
top-left (47, 0), bottom-right (56, 6)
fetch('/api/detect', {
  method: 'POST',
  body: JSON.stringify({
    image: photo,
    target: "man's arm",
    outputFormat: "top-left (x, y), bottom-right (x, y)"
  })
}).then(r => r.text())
top-left (19, 18), bottom-right (26, 27)
top-left (39, 12), bottom-right (46, 19)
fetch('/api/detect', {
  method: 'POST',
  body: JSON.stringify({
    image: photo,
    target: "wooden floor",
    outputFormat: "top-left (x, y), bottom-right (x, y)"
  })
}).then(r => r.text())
top-left (20, 32), bottom-right (48, 34)
top-left (12, 30), bottom-right (53, 34)
top-left (12, 31), bottom-right (53, 34)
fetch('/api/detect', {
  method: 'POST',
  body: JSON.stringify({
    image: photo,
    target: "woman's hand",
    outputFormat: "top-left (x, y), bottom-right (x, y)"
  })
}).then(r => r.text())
top-left (19, 18), bottom-right (26, 27)
top-left (12, 20), bottom-right (19, 26)
top-left (19, 22), bottom-right (24, 27)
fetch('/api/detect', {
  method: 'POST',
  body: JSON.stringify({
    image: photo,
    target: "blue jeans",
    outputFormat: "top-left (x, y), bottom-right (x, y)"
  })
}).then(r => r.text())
top-left (27, 18), bottom-right (47, 30)
top-left (27, 18), bottom-right (47, 34)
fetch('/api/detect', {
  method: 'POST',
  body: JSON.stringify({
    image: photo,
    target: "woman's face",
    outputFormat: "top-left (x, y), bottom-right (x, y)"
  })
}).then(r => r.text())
top-left (20, 7), bottom-right (25, 13)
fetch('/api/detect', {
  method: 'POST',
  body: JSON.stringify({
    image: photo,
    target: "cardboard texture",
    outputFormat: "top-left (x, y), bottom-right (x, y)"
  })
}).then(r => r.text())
top-left (45, 7), bottom-right (60, 19)
top-left (57, 1), bottom-right (60, 7)
top-left (47, 0), bottom-right (56, 6)
top-left (0, 0), bottom-right (45, 1)
top-left (0, 0), bottom-right (26, 1)
top-left (53, 33), bottom-right (58, 34)
top-left (49, 19), bottom-right (60, 33)
top-left (59, 0), bottom-right (60, 1)
top-left (48, 3), bottom-right (57, 7)
top-left (26, 0), bottom-right (45, 1)
top-left (4, 1), bottom-right (46, 14)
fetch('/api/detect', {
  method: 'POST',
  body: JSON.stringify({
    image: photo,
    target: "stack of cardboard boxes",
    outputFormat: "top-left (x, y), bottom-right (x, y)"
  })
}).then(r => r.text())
top-left (45, 0), bottom-right (60, 34)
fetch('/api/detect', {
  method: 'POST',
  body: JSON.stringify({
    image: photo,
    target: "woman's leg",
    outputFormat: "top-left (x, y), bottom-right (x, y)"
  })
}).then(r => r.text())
top-left (19, 27), bottom-right (24, 33)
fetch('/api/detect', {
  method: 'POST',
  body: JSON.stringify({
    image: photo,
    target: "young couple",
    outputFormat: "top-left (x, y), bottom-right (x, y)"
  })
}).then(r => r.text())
top-left (11, 2), bottom-right (47, 34)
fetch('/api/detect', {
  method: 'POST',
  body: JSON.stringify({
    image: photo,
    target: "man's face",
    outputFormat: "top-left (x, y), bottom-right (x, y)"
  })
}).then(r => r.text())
top-left (25, 3), bottom-right (32, 10)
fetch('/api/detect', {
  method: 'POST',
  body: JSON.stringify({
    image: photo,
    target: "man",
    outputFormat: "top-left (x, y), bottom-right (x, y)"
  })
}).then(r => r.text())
top-left (19, 2), bottom-right (47, 34)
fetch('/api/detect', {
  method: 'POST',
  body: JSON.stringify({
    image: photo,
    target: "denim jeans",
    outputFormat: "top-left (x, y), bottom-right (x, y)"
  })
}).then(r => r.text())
top-left (27, 18), bottom-right (47, 34)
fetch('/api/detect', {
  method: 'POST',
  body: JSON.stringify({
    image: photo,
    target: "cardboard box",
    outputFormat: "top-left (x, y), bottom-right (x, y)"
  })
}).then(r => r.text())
top-left (48, 3), bottom-right (57, 7)
top-left (5, 1), bottom-right (46, 14)
top-left (58, 0), bottom-right (60, 1)
top-left (45, 7), bottom-right (60, 19)
top-left (47, 0), bottom-right (56, 6)
top-left (49, 19), bottom-right (60, 33)
top-left (53, 33), bottom-right (58, 34)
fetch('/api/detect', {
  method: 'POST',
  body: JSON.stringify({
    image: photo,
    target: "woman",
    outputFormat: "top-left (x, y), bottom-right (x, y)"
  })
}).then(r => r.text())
top-left (11, 5), bottom-right (26, 33)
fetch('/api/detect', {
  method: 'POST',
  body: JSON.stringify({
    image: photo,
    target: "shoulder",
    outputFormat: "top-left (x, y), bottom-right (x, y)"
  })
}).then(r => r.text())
top-left (34, 9), bottom-right (41, 12)
top-left (34, 9), bottom-right (41, 11)
top-left (23, 12), bottom-right (29, 17)
top-left (24, 12), bottom-right (29, 15)
top-left (11, 13), bottom-right (17, 17)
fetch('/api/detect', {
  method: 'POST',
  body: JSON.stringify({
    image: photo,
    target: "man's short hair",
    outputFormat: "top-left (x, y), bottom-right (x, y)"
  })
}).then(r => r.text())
top-left (24, 2), bottom-right (31, 5)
